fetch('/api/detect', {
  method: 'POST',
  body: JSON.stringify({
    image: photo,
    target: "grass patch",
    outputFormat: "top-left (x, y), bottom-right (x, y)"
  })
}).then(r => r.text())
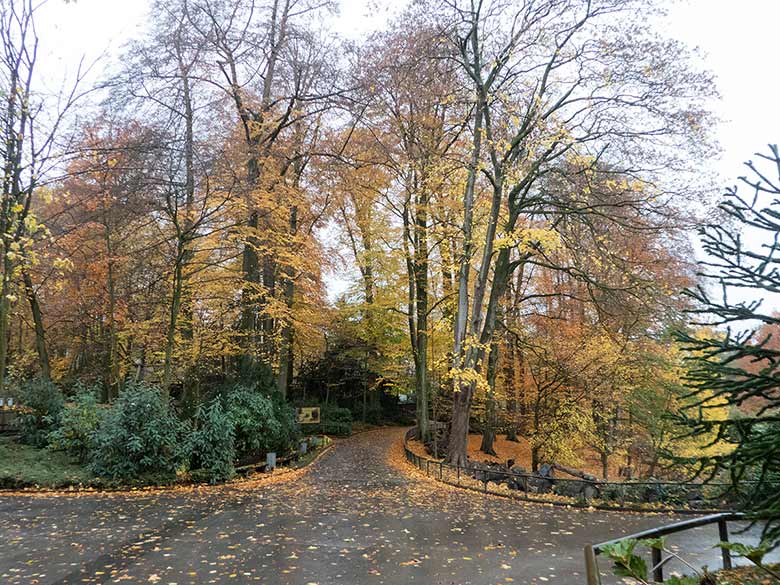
top-left (0, 435), bottom-right (94, 488)
top-left (0, 434), bottom-right (332, 491)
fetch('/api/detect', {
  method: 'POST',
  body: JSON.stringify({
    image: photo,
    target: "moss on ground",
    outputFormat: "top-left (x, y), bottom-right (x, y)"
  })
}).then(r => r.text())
top-left (0, 435), bottom-right (94, 488)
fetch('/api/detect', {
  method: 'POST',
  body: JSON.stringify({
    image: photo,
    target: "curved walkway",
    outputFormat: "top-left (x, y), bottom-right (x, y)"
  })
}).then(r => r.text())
top-left (0, 428), bottom-right (770, 584)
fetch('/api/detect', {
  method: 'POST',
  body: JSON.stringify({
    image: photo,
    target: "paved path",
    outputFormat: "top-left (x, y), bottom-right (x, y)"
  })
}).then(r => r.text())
top-left (0, 428), bottom-right (772, 584)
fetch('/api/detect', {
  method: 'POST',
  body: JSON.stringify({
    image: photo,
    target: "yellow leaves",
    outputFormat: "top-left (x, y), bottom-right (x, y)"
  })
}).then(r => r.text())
top-left (53, 257), bottom-right (74, 272)
top-left (445, 366), bottom-right (489, 394)
top-left (494, 227), bottom-right (561, 254)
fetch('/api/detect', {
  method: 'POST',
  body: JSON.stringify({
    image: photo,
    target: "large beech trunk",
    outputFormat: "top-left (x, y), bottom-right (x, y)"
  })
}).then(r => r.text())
top-left (448, 382), bottom-right (473, 467)
top-left (480, 338), bottom-right (500, 456)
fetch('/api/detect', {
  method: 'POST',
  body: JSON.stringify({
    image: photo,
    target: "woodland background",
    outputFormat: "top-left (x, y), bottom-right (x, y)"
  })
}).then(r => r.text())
top-left (0, 0), bottom-right (777, 505)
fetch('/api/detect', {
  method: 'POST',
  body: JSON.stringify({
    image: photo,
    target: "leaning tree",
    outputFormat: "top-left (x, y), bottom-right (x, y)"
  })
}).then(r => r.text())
top-left (432, 0), bottom-right (716, 466)
top-left (678, 145), bottom-right (780, 545)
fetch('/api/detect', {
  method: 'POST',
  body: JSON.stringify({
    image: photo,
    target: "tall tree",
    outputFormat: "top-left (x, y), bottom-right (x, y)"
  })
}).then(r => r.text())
top-left (678, 145), bottom-right (780, 545)
top-left (352, 19), bottom-right (466, 440)
top-left (0, 0), bottom-right (85, 391)
top-left (185, 0), bottom-right (336, 374)
top-left (437, 0), bottom-right (715, 465)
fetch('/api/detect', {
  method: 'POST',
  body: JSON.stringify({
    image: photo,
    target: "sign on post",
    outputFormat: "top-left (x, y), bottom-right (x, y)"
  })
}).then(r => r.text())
top-left (296, 407), bottom-right (321, 424)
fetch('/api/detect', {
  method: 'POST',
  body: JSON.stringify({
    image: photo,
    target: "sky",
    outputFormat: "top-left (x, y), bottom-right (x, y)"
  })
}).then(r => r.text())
top-left (662, 0), bottom-right (780, 180)
top-left (33, 0), bottom-right (780, 309)
top-left (37, 0), bottom-right (780, 178)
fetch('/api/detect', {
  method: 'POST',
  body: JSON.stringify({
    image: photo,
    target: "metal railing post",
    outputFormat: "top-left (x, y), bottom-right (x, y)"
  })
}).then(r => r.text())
top-left (651, 547), bottom-right (663, 582)
top-left (718, 518), bottom-right (732, 570)
top-left (584, 545), bottom-right (600, 585)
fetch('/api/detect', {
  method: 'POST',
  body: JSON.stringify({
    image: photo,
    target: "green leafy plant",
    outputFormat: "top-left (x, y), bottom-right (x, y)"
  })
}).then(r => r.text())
top-left (224, 384), bottom-right (282, 457)
top-left (604, 534), bottom-right (780, 584)
top-left (17, 378), bottom-right (65, 447)
top-left (320, 405), bottom-right (353, 437)
top-left (601, 539), bottom-right (648, 582)
top-left (664, 576), bottom-right (701, 585)
top-left (48, 384), bottom-right (103, 462)
top-left (270, 394), bottom-right (301, 454)
top-left (89, 382), bottom-right (187, 480)
top-left (188, 398), bottom-right (235, 484)
top-left (603, 536), bottom-right (720, 584)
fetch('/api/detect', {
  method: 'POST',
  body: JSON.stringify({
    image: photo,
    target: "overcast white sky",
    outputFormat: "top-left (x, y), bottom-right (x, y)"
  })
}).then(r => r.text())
top-left (37, 0), bottom-right (780, 179)
top-left (34, 0), bottom-right (780, 310)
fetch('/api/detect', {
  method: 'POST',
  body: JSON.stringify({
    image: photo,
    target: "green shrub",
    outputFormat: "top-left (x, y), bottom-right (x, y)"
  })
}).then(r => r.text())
top-left (323, 405), bottom-right (353, 423)
top-left (322, 420), bottom-right (352, 436)
top-left (270, 394), bottom-right (301, 454)
top-left (49, 384), bottom-right (103, 462)
top-left (189, 398), bottom-right (235, 483)
top-left (321, 405), bottom-right (352, 436)
top-left (17, 378), bottom-right (65, 447)
top-left (364, 405), bottom-right (383, 425)
top-left (224, 384), bottom-right (281, 457)
top-left (89, 382), bottom-right (187, 480)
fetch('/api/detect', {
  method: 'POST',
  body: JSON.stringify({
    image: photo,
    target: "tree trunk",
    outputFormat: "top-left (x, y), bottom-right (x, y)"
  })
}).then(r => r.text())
top-left (105, 223), bottom-right (119, 400)
top-left (22, 268), bottom-right (49, 380)
top-left (447, 98), bottom-right (484, 465)
top-left (504, 330), bottom-right (518, 442)
top-left (480, 338), bottom-right (500, 456)
top-left (601, 452), bottom-right (609, 480)
top-left (230, 0), bottom-right (289, 368)
top-left (448, 380), bottom-right (473, 467)
top-left (440, 236), bottom-right (454, 321)
top-left (0, 257), bottom-right (11, 393)
top-left (276, 206), bottom-right (297, 398)
top-left (165, 49), bottom-right (197, 389)
top-left (414, 189), bottom-right (430, 442)
top-left (448, 245), bottom-right (512, 463)
top-left (163, 254), bottom-right (184, 389)
top-left (648, 453), bottom-right (659, 478)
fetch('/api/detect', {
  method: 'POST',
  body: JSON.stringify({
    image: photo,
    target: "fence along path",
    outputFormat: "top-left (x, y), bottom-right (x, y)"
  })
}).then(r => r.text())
top-left (403, 427), bottom-right (748, 514)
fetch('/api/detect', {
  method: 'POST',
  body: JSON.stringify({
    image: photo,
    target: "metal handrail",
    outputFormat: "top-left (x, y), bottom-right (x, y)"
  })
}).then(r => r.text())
top-left (584, 512), bottom-right (743, 584)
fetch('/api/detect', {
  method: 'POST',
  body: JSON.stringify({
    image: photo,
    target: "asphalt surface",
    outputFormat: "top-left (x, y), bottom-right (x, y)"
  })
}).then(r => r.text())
top-left (0, 427), bottom-right (774, 584)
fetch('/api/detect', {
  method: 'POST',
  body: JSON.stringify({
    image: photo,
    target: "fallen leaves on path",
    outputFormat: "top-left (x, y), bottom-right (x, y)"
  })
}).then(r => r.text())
top-left (1, 428), bottom-right (761, 585)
